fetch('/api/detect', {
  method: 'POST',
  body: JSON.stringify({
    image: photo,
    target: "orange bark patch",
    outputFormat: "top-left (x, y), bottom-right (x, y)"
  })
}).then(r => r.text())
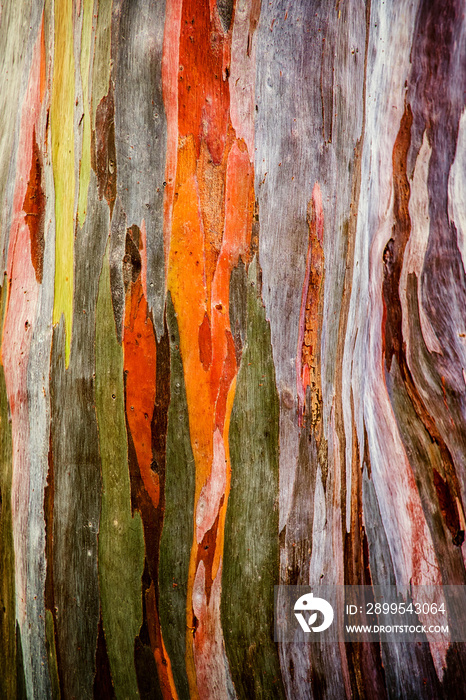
top-left (178, 0), bottom-right (231, 164)
top-left (199, 312), bottom-right (212, 370)
top-left (124, 268), bottom-right (158, 510)
top-left (169, 164), bottom-right (212, 493)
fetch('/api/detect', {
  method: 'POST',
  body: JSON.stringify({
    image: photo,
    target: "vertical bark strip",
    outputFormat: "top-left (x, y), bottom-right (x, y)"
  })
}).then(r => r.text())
top-left (165, 0), bottom-right (257, 696)
top-left (96, 241), bottom-right (145, 700)
top-left (113, 0), bottom-right (167, 339)
top-left (123, 223), bottom-right (177, 699)
top-left (0, 277), bottom-right (14, 700)
top-left (50, 181), bottom-right (108, 700)
top-left (2, 18), bottom-right (48, 696)
top-left (159, 293), bottom-right (196, 700)
top-left (51, 0), bottom-right (75, 365)
top-left (222, 257), bottom-right (285, 699)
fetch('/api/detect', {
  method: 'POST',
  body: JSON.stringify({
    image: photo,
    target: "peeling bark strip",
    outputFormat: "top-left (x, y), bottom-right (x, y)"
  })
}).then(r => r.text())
top-left (2, 0), bottom-right (466, 697)
top-left (297, 183), bottom-right (324, 429)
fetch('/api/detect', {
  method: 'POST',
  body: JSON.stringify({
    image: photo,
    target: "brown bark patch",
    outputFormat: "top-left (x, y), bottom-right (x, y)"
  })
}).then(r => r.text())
top-left (23, 128), bottom-right (45, 283)
top-left (433, 469), bottom-right (463, 545)
top-left (94, 83), bottom-right (116, 215)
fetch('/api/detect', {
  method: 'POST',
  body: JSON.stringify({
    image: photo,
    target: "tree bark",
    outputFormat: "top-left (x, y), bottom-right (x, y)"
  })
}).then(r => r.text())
top-left (1, 0), bottom-right (466, 698)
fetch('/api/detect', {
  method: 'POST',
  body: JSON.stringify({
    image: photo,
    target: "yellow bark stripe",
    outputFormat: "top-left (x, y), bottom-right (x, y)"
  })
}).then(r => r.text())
top-left (51, 0), bottom-right (75, 365)
top-left (77, 0), bottom-right (93, 226)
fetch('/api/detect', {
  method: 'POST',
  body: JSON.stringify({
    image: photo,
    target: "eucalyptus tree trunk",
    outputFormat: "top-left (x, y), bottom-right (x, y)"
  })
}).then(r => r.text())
top-left (1, 0), bottom-right (466, 698)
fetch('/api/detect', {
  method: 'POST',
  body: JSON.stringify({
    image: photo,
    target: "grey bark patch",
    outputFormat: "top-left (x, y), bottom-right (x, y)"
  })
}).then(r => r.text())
top-left (363, 468), bottom-right (442, 699)
top-left (112, 0), bottom-right (167, 339)
top-left (229, 258), bottom-right (248, 366)
top-left (217, 0), bottom-right (233, 32)
top-left (109, 197), bottom-right (126, 344)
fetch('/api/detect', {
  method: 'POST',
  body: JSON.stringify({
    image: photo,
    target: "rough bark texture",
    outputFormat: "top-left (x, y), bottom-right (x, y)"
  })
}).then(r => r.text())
top-left (1, 0), bottom-right (466, 698)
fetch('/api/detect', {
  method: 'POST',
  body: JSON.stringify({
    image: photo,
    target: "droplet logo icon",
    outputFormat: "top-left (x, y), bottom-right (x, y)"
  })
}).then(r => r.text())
top-left (294, 592), bottom-right (334, 633)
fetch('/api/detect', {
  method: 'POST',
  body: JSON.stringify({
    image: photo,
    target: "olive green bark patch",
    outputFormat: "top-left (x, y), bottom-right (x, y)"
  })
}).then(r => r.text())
top-left (222, 257), bottom-right (285, 699)
top-left (96, 242), bottom-right (145, 699)
top-left (45, 610), bottom-right (61, 700)
top-left (158, 293), bottom-right (195, 700)
top-left (0, 279), bottom-right (15, 700)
